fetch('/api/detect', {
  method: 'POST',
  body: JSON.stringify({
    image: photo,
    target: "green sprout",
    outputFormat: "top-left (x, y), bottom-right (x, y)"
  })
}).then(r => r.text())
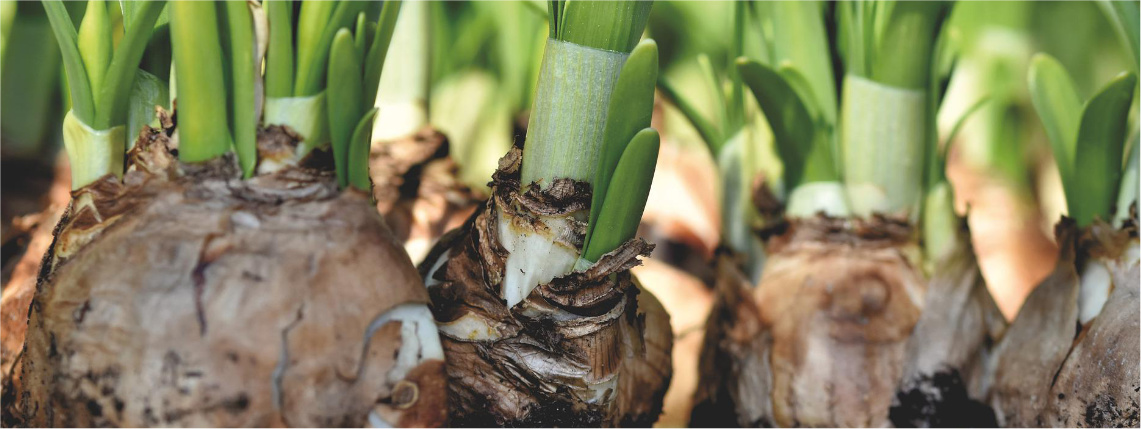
top-left (1029, 53), bottom-right (1137, 227)
top-left (44, 0), bottom-right (166, 188)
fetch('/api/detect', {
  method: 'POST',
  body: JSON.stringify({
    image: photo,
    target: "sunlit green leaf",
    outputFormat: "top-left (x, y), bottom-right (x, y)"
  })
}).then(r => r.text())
top-left (1069, 72), bottom-right (1136, 226)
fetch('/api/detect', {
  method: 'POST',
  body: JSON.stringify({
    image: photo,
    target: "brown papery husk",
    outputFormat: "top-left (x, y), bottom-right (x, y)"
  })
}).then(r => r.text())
top-left (889, 233), bottom-right (1007, 427)
top-left (419, 147), bottom-right (673, 427)
top-left (694, 215), bottom-right (987, 427)
top-left (6, 123), bottom-right (447, 427)
top-left (989, 215), bottom-right (1139, 427)
top-left (370, 126), bottom-right (482, 265)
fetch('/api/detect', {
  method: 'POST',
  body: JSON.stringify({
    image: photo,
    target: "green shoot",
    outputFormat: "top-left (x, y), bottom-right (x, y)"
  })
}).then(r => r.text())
top-left (1097, 0), bottom-right (1139, 73)
top-left (1029, 53), bottom-right (1137, 226)
top-left (520, 0), bottom-right (653, 188)
top-left (223, 0), bottom-right (257, 177)
top-left (738, 59), bottom-right (820, 191)
top-left (265, 0), bottom-right (294, 98)
top-left (293, 1), bottom-right (336, 96)
top-left (328, 28), bottom-right (365, 187)
top-left (583, 40), bottom-right (658, 257)
top-left (43, 0), bottom-right (95, 123)
top-left (294, 1), bottom-right (367, 97)
top-left (44, 0), bottom-right (165, 188)
top-left (1068, 72), bottom-right (1136, 226)
top-left (93, 0), bottom-right (165, 129)
top-left (657, 78), bottom-right (723, 155)
top-left (169, 1), bottom-right (231, 163)
top-left (1028, 54), bottom-right (1082, 182)
top-left (77, 0), bottom-right (111, 95)
top-left (556, 0), bottom-right (651, 53)
top-left (582, 129), bottom-right (660, 262)
top-left (348, 109), bottom-right (380, 191)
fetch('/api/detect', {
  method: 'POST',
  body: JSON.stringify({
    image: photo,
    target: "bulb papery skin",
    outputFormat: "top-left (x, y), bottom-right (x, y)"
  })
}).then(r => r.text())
top-left (989, 216), bottom-right (1139, 427)
top-left (693, 215), bottom-right (937, 427)
top-left (418, 148), bottom-right (672, 426)
top-left (12, 124), bottom-right (448, 428)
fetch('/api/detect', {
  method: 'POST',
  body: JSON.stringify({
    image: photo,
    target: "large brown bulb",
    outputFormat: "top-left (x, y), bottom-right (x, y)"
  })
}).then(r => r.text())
top-left (13, 129), bottom-right (447, 427)
top-left (693, 216), bottom-right (1003, 427)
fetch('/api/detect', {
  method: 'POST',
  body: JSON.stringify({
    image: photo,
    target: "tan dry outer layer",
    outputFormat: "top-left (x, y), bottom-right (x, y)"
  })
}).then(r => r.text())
top-left (419, 147), bottom-right (673, 426)
top-left (9, 124), bottom-right (446, 427)
top-left (989, 215), bottom-right (1139, 427)
top-left (693, 215), bottom-right (1004, 427)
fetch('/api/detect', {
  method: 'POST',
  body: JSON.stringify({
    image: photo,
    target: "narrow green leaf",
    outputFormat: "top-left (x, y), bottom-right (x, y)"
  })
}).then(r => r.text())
top-left (77, 0), bottom-right (112, 95)
top-left (295, 0), bottom-right (367, 96)
top-left (224, 0), bottom-right (257, 178)
top-left (657, 77), bottom-right (722, 156)
top-left (265, 0), bottom-right (294, 98)
top-left (582, 128), bottom-right (659, 262)
top-left (363, 0), bottom-right (401, 107)
top-left (777, 64), bottom-right (823, 125)
top-left (43, 0), bottom-right (95, 122)
top-left (348, 108), bottom-right (379, 191)
top-left (93, 0), bottom-right (165, 130)
top-left (767, 0), bottom-right (838, 126)
top-left (354, 12), bottom-right (367, 61)
top-left (1027, 53), bottom-right (1082, 183)
top-left (584, 40), bottom-right (657, 254)
top-left (327, 28), bottom-right (364, 188)
top-left (1097, 0), bottom-right (1139, 73)
top-left (930, 96), bottom-right (989, 184)
top-left (696, 54), bottom-right (728, 134)
top-left (293, 0), bottom-right (336, 95)
top-left (1069, 72), bottom-right (1136, 226)
top-left (170, 0), bottom-right (231, 163)
top-left (737, 58), bottom-right (816, 189)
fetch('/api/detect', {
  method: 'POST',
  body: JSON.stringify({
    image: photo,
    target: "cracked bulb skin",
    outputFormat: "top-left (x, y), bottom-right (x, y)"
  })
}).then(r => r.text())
top-left (419, 148), bottom-right (673, 427)
top-left (692, 214), bottom-right (1004, 427)
top-left (12, 126), bottom-right (447, 427)
top-left (989, 214), bottom-right (1140, 428)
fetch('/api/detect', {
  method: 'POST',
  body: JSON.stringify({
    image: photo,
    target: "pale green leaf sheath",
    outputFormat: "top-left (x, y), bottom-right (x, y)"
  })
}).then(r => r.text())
top-left (500, 1), bottom-right (655, 308)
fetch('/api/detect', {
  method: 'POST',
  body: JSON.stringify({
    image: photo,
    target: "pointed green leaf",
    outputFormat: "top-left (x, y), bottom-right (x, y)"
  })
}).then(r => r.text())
top-left (586, 39), bottom-right (657, 251)
top-left (1097, 0), bottom-right (1139, 73)
top-left (43, 0), bottom-right (95, 122)
top-left (224, 0), bottom-right (257, 178)
top-left (78, 0), bottom-right (112, 95)
top-left (582, 128), bottom-right (659, 262)
top-left (1069, 72), bottom-right (1136, 226)
top-left (327, 28), bottom-right (364, 188)
top-left (354, 12), bottom-right (367, 61)
top-left (293, 0), bottom-right (336, 96)
top-left (348, 108), bottom-right (379, 191)
top-left (265, 0), bottom-right (294, 98)
top-left (1028, 53), bottom-right (1082, 183)
top-left (170, 0), bottom-right (230, 163)
top-left (93, 0), bottom-right (165, 129)
top-left (737, 58), bottom-right (816, 189)
top-left (363, 0), bottom-right (401, 106)
top-left (296, 0), bottom-right (368, 96)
